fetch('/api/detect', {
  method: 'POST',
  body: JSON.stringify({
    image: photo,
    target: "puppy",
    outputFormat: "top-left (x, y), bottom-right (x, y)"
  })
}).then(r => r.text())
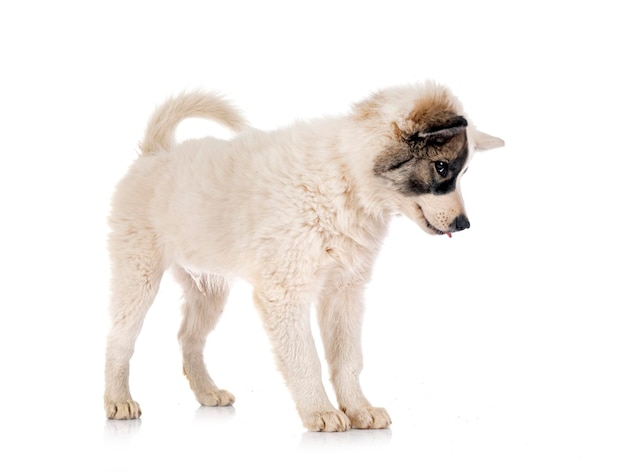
top-left (105, 82), bottom-right (504, 431)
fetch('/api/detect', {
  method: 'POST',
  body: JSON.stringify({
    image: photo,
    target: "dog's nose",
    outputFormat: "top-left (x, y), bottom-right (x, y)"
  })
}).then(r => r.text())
top-left (451, 214), bottom-right (470, 232)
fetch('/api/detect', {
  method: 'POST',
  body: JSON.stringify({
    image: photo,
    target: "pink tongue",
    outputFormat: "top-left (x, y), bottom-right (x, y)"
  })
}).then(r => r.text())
top-left (445, 232), bottom-right (452, 238)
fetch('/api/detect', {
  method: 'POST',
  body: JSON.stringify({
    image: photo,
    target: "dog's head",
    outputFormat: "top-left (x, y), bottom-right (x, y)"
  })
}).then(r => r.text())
top-left (356, 83), bottom-right (504, 236)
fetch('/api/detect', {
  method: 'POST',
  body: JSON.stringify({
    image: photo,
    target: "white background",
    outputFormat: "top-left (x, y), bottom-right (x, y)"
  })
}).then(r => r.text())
top-left (1, 1), bottom-right (624, 470)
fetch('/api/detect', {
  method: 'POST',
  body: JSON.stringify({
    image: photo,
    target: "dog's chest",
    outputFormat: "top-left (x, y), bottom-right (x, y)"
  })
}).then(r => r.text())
top-left (297, 182), bottom-right (388, 276)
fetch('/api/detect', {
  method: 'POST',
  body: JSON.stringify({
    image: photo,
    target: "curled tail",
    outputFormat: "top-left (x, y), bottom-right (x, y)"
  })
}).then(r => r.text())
top-left (139, 90), bottom-right (248, 155)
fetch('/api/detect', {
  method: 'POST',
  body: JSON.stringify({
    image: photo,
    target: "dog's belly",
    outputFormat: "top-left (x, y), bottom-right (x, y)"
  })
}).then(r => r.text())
top-left (166, 231), bottom-right (367, 288)
top-left (168, 237), bottom-right (244, 277)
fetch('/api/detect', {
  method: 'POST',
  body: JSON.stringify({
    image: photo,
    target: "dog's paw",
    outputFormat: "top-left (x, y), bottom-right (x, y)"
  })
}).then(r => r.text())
top-left (105, 399), bottom-right (142, 420)
top-left (196, 388), bottom-right (235, 407)
top-left (303, 410), bottom-right (351, 432)
top-left (344, 406), bottom-right (391, 429)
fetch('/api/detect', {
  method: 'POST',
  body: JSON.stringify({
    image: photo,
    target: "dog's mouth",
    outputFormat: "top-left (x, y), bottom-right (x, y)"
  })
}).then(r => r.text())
top-left (427, 220), bottom-right (453, 238)
top-left (415, 204), bottom-right (452, 238)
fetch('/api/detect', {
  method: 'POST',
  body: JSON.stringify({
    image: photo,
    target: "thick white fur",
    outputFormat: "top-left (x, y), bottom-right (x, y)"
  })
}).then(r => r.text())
top-left (105, 83), bottom-right (503, 431)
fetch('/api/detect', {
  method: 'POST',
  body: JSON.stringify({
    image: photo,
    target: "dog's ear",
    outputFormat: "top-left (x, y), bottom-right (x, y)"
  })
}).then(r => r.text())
top-left (406, 115), bottom-right (468, 144)
top-left (473, 130), bottom-right (505, 151)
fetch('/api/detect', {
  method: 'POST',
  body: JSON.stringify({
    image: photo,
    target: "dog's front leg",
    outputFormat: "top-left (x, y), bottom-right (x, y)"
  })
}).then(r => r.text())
top-left (317, 280), bottom-right (392, 429)
top-left (253, 287), bottom-right (350, 432)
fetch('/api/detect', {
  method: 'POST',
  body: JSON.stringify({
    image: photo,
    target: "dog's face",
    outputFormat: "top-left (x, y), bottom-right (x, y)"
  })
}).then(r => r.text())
top-left (358, 84), bottom-right (504, 236)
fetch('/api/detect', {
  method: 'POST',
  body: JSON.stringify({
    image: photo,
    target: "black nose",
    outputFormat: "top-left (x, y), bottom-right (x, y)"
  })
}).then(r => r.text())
top-left (451, 214), bottom-right (470, 232)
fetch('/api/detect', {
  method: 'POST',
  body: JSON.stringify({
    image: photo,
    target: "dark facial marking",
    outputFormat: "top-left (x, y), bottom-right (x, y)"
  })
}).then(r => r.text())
top-left (385, 154), bottom-right (416, 172)
top-left (403, 133), bottom-right (469, 196)
top-left (374, 111), bottom-right (471, 196)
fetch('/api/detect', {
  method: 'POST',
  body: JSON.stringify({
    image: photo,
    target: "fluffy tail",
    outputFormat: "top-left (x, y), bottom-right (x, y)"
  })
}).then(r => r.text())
top-left (139, 91), bottom-right (248, 155)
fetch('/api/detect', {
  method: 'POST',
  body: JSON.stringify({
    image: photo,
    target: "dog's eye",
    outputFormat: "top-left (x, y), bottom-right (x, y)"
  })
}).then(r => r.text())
top-left (434, 161), bottom-right (448, 177)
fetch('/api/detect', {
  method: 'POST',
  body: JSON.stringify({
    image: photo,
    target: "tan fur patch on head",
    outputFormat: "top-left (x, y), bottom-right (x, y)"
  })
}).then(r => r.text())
top-left (406, 91), bottom-right (459, 135)
top-left (352, 83), bottom-right (464, 138)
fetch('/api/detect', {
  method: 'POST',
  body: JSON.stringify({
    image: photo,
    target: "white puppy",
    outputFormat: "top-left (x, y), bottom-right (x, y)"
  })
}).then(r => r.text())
top-left (105, 82), bottom-right (504, 431)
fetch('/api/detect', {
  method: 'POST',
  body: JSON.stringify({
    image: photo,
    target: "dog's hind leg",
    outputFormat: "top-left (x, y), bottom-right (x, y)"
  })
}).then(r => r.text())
top-left (172, 267), bottom-right (235, 407)
top-left (104, 230), bottom-right (165, 420)
top-left (316, 277), bottom-right (392, 429)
